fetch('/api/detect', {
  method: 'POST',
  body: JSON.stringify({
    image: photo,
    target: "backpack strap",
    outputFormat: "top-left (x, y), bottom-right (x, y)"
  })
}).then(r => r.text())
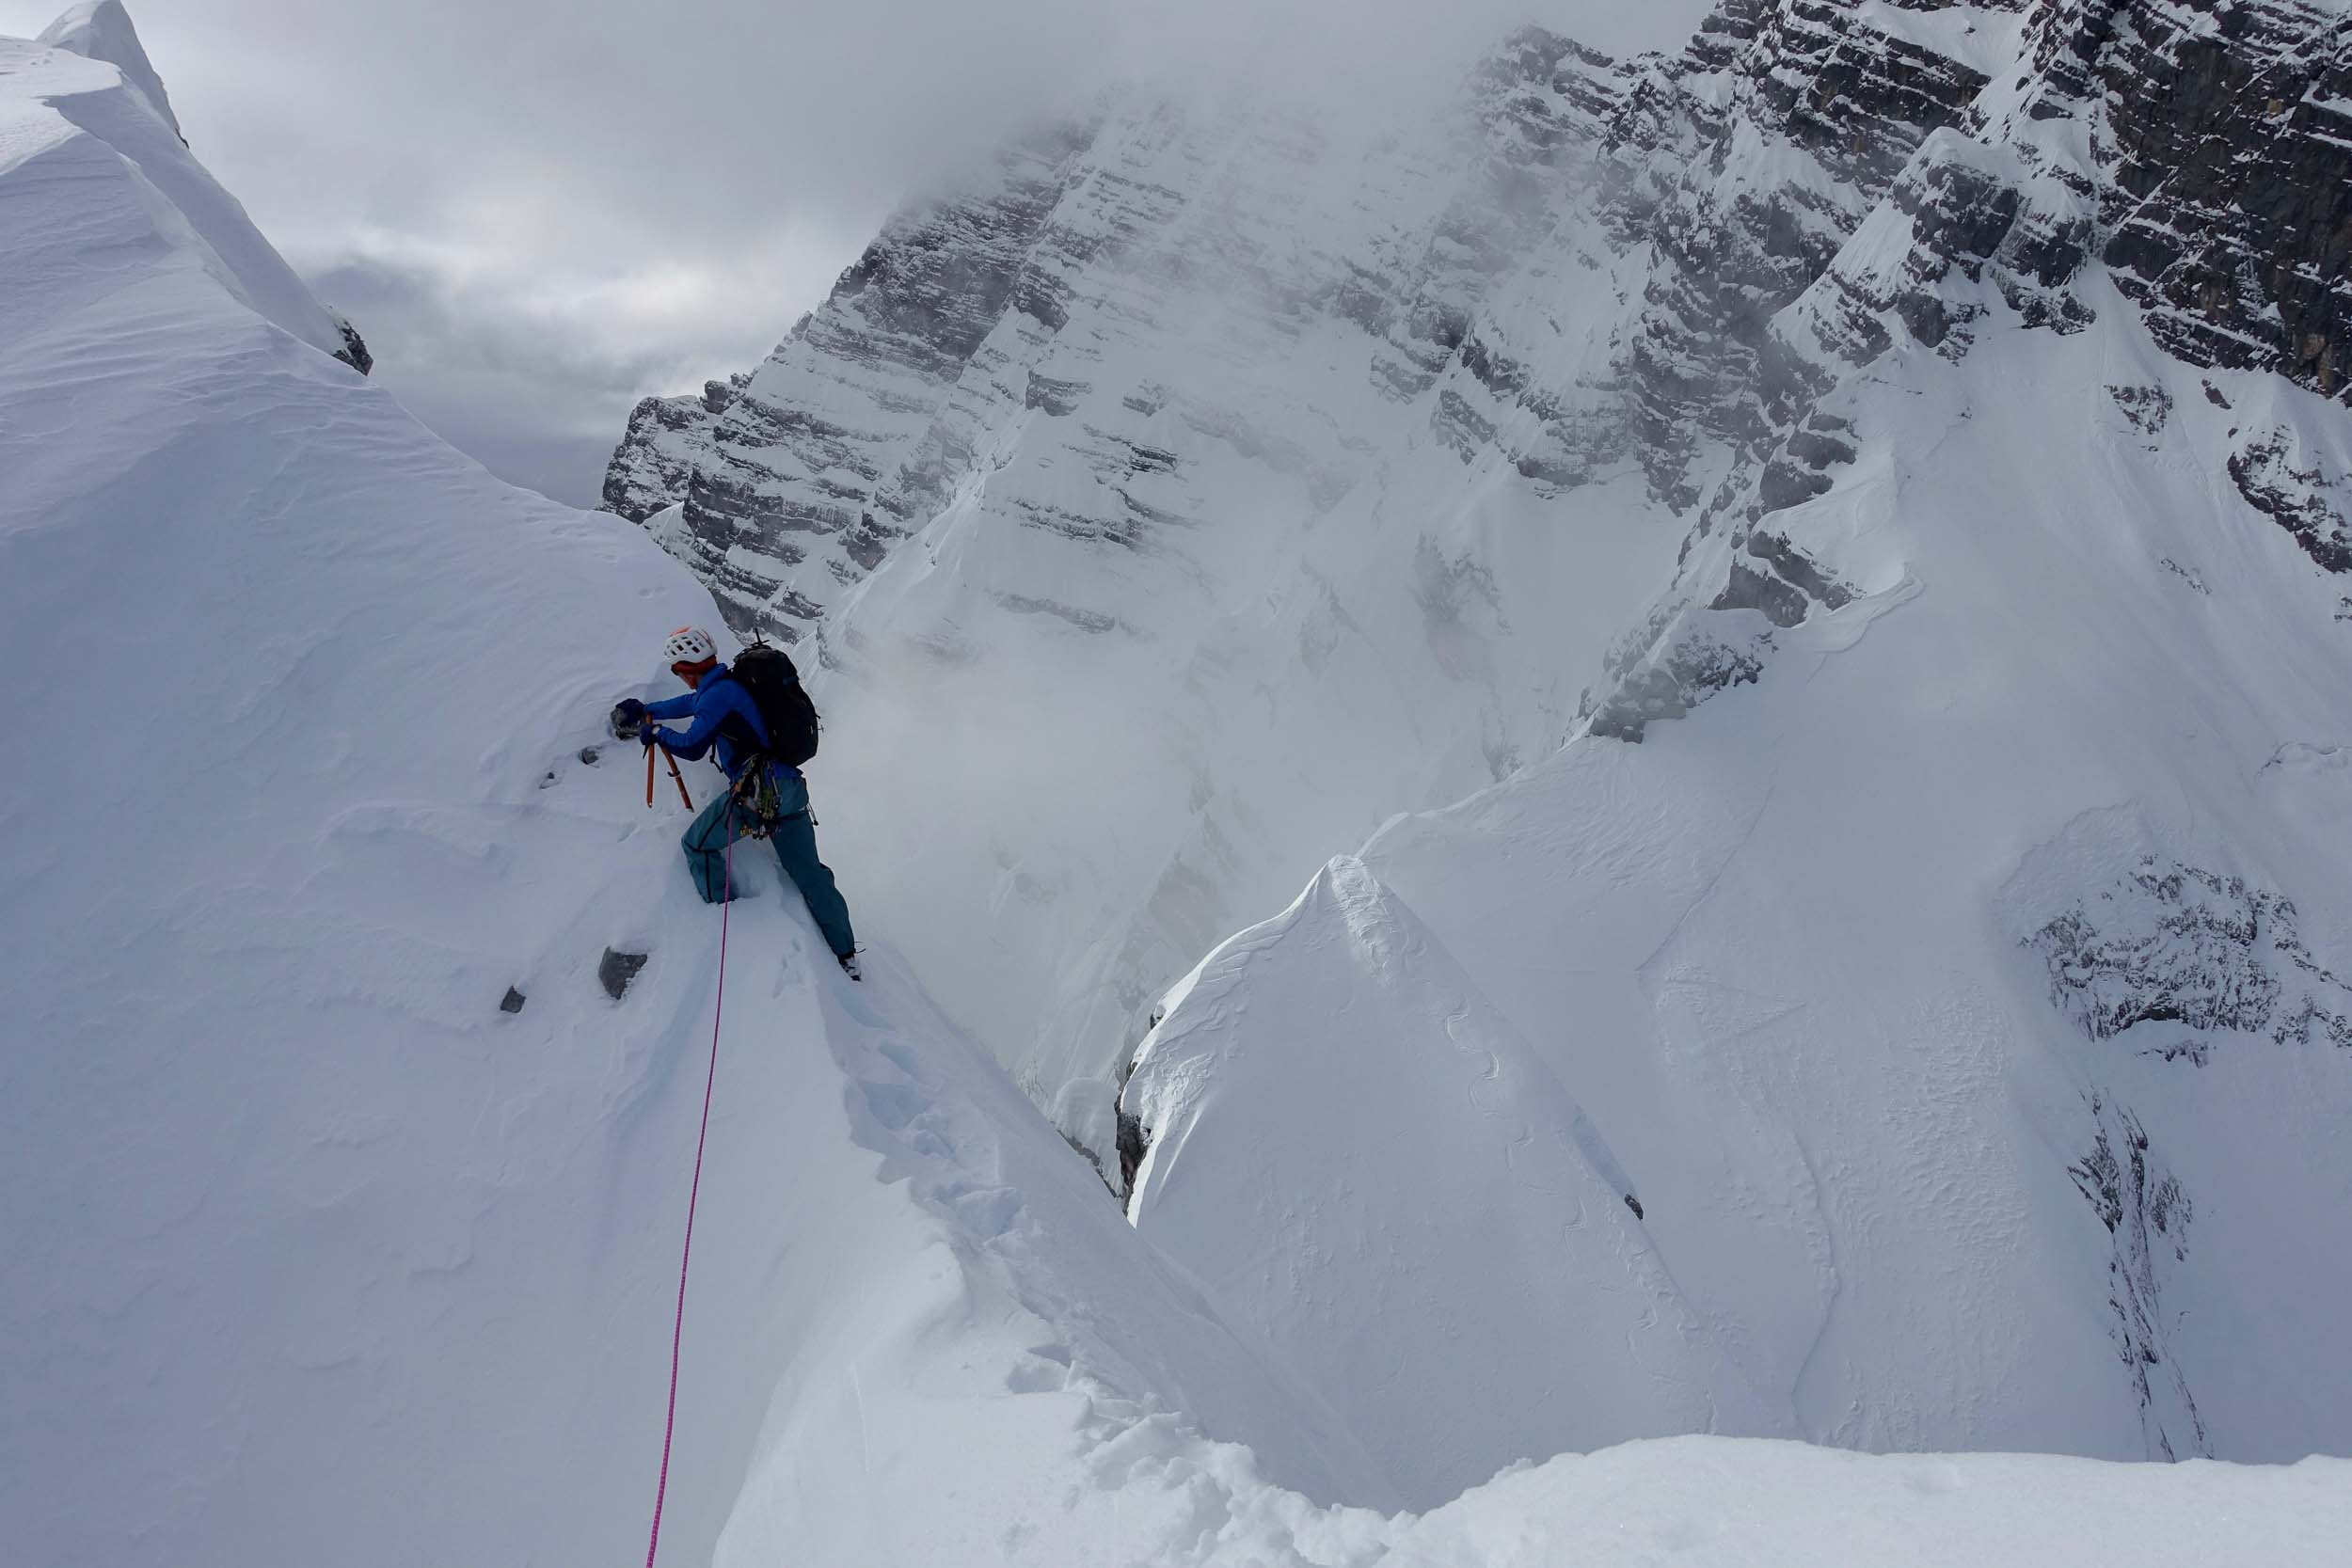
top-left (705, 667), bottom-right (771, 757)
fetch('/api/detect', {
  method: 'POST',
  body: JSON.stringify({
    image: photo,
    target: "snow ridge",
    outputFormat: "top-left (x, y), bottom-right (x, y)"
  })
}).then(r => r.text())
top-left (10, 6), bottom-right (2352, 1563)
top-left (36, 0), bottom-right (179, 140)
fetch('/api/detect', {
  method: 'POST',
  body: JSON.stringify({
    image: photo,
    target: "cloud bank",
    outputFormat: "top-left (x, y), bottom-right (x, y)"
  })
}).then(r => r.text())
top-left (2, 0), bottom-right (1713, 504)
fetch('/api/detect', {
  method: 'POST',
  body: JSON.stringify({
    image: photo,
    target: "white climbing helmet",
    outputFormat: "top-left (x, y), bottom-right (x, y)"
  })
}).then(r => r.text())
top-left (662, 626), bottom-right (718, 666)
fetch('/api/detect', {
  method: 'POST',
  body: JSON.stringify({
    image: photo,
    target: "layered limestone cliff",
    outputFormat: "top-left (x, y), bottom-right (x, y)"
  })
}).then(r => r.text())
top-left (607, 0), bottom-right (2352, 1098)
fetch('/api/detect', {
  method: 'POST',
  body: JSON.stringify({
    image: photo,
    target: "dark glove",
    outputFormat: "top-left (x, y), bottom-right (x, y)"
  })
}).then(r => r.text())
top-left (640, 724), bottom-right (664, 750)
top-left (610, 698), bottom-right (647, 739)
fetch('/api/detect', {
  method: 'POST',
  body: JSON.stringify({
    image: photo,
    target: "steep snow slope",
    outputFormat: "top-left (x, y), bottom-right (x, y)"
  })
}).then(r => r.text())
top-left (20, 0), bottom-right (369, 372)
top-left (0, 23), bottom-right (1375, 1565)
top-left (1127, 270), bottom-right (2352, 1499)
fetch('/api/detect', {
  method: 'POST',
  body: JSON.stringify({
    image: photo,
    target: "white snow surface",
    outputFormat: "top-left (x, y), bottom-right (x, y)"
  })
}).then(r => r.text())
top-left (7, 10), bottom-right (2352, 1568)
top-left (0, 24), bottom-right (1367, 1564)
top-left (35, 0), bottom-right (177, 137)
top-left (5, 14), bottom-right (351, 367)
top-left (1129, 278), bottom-right (2352, 1497)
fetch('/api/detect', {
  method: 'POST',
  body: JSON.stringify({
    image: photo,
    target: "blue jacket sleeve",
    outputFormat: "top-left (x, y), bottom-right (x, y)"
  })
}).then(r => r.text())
top-left (643, 691), bottom-right (696, 721)
top-left (649, 683), bottom-right (739, 762)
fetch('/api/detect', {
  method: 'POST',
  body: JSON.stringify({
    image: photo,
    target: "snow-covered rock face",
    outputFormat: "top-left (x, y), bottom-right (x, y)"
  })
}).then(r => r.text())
top-left (608, 0), bottom-right (2352, 1110)
top-left (14, 6), bottom-right (2352, 1563)
top-left (1108, 0), bottom-right (2352, 1502)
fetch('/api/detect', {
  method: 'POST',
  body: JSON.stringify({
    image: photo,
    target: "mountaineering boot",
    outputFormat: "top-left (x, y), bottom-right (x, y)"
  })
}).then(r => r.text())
top-left (838, 952), bottom-right (862, 983)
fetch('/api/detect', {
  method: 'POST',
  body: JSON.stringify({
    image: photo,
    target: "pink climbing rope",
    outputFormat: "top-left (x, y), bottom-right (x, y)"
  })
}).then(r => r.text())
top-left (643, 832), bottom-right (732, 1568)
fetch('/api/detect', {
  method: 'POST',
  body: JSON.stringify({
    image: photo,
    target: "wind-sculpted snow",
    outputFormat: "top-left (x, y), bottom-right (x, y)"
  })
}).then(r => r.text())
top-left (6, 11), bottom-right (367, 375)
top-left (36, 1), bottom-right (179, 140)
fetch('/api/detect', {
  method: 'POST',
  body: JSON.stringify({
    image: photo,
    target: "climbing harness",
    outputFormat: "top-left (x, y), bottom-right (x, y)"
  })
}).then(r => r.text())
top-left (725, 758), bottom-right (806, 840)
top-left (641, 832), bottom-right (731, 1567)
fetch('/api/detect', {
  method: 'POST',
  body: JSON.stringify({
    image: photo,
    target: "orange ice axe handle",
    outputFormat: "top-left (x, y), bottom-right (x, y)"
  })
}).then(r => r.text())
top-left (665, 751), bottom-right (692, 809)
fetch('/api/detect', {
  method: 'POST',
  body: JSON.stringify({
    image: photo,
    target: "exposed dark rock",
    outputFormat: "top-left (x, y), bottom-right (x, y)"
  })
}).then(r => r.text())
top-left (2068, 1093), bottom-right (2207, 1460)
top-left (330, 312), bottom-right (372, 376)
top-left (2025, 857), bottom-right (2352, 1051)
top-left (1744, 530), bottom-right (1854, 610)
top-left (1785, 413), bottom-right (1857, 470)
top-left (1757, 458), bottom-right (1833, 514)
top-left (2229, 428), bottom-right (2352, 573)
top-left (1025, 373), bottom-right (1089, 416)
top-left (1589, 614), bottom-right (1772, 741)
top-left (1116, 1103), bottom-right (1148, 1195)
top-left (2157, 557), bottom-right (2210, 595)
top-left (499, 986), bottom-right (527, 1015)
top-left (2072, 0), bottom-right (2352, 404)
top-left (1711, 560), bottom-right (1812, 628)
top-left (2107, 384), bottom-right (2172, 438)
top-left (598, 948), bottom-right (648, 1002)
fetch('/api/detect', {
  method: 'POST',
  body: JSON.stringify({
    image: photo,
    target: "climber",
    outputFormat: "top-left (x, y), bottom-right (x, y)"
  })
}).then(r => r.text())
top-left (615, 626), bottom-right (860, 979)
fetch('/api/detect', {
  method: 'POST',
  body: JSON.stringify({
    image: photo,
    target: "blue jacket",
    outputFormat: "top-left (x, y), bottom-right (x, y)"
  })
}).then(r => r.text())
top-left (644, 664), bottom-right (794, 782)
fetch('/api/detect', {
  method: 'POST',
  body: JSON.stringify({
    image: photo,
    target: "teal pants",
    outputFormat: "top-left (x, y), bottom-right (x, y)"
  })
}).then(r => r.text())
top-left (680, 770), bottom-right (856, 960)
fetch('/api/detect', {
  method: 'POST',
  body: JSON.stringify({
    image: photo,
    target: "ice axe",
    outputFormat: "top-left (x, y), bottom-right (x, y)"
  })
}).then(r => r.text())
top-left (640, 738), bottom-right (692, 810)
top-left (613, 701), bottom-right (692, 811)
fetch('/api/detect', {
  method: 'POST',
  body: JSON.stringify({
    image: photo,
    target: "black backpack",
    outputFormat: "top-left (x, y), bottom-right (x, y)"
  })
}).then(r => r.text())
top-left (723, 640), bottom-right (820, 768)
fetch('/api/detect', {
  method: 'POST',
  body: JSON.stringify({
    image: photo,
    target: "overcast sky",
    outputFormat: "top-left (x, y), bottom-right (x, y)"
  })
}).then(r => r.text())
top-left (4, 0), bottom-right (1711, 506)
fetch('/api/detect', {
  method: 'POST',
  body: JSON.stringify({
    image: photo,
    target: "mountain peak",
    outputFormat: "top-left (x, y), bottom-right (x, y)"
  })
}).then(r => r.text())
top-left (36, 2), bottom-right (181, 142)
